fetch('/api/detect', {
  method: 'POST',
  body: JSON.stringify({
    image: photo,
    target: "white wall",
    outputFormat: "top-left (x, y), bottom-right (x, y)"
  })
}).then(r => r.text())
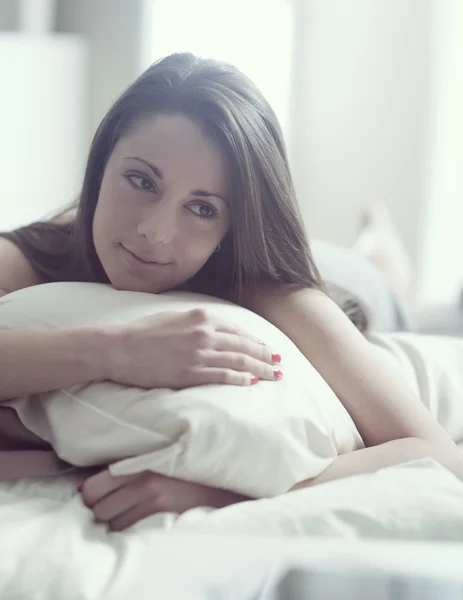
top-left (289, 0), bottom-right (431, 269)
top-left (0, 34), bottom-right (88, 229)
top-left (149, 0), bottom-right (292, 142)
top-left (56, 0), bottom-right (146, 142)
top-left (0, 0), bottom-right (146, 230)
top-left (417, 0), bottom-right (463, 304)
top-left (0, 0), bottom-right (17, 30)
top-left (4, 0), bottom-right (460, 302)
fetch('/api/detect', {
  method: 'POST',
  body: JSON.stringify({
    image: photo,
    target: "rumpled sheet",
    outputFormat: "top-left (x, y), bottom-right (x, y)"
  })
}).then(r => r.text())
top-left (1, 458), bottom-right (463, 600)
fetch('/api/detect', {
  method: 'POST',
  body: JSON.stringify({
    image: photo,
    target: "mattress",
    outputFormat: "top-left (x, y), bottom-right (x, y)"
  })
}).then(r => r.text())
top-left (1, 457), bottom-right (463, 600)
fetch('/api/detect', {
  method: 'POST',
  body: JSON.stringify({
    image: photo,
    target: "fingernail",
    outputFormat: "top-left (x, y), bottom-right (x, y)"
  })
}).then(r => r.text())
top-left (271, 352), bottom-right (281, 363)
top-left (273, 368), bottom-right (283, 380)
top-left (258, 340), bottom-right (267, 346)
top-left (77, 483), bottom-right (83, 493)
top-left (251, 375), bottom-right (259, 385)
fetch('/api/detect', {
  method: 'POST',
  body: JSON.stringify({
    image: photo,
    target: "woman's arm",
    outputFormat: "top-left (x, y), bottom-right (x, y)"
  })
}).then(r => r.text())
top-left (247, 285), bottom-right (463, 483)
top-left (0, 238), bottom-right (43, 295)
top-left (291, 437), bottom-right (463, 491)
top-left (0, 238), bottom-right (113, 400)
top-left (0, 309), bottom-right (279, 401)
top-left (0, 328), bottom-right (109, 401)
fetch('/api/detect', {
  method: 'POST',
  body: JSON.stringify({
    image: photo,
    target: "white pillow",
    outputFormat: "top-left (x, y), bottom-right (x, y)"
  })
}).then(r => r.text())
top-left (174, 459), bottom-right (463, 540)
top-left (0, 282), bottom-right (363, 497)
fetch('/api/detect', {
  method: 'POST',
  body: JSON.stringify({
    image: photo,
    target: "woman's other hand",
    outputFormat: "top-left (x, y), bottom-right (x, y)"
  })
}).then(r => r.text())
top-left (78, 468), bottom-right (248, 531)
top-left (104, 308), bottom-right (282, 389)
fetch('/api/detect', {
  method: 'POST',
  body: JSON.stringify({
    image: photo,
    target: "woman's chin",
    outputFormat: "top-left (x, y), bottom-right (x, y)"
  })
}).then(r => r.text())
top-left (110, 280), bottom-right (165, 294)
top-left (107, 272), bottom-right (181, 295)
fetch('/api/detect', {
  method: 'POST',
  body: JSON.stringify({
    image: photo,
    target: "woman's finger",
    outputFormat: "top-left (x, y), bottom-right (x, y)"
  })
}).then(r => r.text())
top-left (199, 350), bottom-right (280, 381)
top-left (92, 483), bottom-right (147, 523)
top-left (188, 367), bottom-right (257, 387)
top-left (109, 499), bottom-right (162, 532)
top-left (210, 316), bottom-right (263, 343)
top-left (212, 332), bottom-right (279, 365)
top-left (80, 469), bottom-right (136, 507)
top-left (181, 308), bottom-right (269, 347)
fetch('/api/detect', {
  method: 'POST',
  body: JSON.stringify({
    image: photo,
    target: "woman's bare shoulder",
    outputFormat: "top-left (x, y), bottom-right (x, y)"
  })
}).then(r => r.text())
top-left (243, 282), bottom-right (324, 315)
top-left (52, 207), bottom-right (77, 224)
top-left (0, 237), bottom-right (44, 296)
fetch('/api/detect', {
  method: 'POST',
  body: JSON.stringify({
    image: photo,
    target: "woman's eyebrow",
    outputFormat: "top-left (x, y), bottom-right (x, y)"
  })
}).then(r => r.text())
top-left (123, 156), bottom-right (163, 179)
top-left (191, 189), bottom-right (228, 203)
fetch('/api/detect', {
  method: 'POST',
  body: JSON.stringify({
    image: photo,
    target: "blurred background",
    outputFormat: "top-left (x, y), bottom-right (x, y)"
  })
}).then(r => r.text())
top-left (1, 0), bottom-right (462, 324)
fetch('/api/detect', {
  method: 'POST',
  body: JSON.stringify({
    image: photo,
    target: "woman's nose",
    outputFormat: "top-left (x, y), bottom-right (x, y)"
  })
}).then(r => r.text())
top-left (136, 200), bottom-right (177, 244)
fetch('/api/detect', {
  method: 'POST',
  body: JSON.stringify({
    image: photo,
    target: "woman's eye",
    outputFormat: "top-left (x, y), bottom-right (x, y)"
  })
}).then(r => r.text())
top-left (126, 174), bottom-right (155, 192)
top-left (189, 203), bottom-right (218, 221)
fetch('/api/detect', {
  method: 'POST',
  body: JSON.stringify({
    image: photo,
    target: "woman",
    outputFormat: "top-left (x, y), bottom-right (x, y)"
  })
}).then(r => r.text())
top-left (0, 53), bottom-right (461, 532)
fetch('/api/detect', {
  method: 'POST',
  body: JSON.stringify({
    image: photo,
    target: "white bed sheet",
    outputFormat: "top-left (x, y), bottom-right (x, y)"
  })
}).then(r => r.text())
top-left (1, 458), bottom-right (463, 600)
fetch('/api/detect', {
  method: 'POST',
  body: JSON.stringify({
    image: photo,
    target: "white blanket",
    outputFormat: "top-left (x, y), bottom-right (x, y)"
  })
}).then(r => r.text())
top-left (1, 458), bottom-right (463, 600)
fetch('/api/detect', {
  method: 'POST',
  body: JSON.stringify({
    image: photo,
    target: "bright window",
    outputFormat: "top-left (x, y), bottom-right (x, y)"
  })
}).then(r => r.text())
top-left (149, 0), bottom-right (293, 139)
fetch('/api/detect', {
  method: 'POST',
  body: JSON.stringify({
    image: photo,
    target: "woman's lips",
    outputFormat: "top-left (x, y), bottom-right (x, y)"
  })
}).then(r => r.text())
top-left (120, 244), bottom-right (170, 269)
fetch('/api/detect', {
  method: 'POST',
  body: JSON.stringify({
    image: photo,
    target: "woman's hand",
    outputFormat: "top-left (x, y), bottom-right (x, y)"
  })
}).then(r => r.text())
top-left (105, 308), bottom-right (282, 389)
top-left (78, 469), bottom-right (249, 531)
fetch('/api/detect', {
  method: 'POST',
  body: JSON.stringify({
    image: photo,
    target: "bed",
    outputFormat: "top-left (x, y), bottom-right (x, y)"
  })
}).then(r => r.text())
top-left (0, 245), bottom-right (459, 599)
top-left (2, 455), bottom-right (463, 599)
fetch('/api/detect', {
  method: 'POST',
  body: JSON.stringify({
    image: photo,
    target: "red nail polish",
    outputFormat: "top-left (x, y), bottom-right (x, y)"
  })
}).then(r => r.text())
top-left (258, 340), bottom-right (267, 346)
top-left (251, 375), bottom-right (259, 385)
top-left (77, 483), bottom-right (83, 493)
top-left (272, 352), bottom-right (281, 363)
top-left (273, 368), bottom-right (283, 380)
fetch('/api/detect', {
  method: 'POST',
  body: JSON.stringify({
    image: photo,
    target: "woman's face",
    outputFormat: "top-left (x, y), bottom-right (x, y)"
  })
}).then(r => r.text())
top-left (93, 114), bottom-right (231, 293)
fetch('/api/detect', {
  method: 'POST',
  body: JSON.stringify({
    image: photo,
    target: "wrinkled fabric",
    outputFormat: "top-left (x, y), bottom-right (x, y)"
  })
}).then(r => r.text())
top-left (0, 407), bottom-right (74, 480)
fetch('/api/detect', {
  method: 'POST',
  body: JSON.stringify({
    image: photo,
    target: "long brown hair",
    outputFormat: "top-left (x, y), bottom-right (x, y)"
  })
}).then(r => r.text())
top-left (1, 53), bottom-right (369, 330)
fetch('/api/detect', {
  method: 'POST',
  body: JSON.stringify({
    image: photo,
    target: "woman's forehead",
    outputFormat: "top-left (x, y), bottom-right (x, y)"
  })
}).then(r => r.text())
top-left (112, 114), bottom-right (230, 192)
